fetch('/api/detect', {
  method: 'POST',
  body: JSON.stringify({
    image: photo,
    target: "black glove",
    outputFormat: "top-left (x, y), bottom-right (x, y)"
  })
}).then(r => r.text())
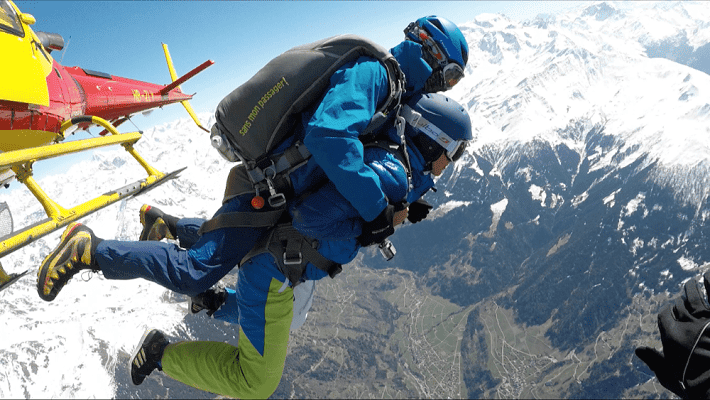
top-left (635, 272), bottom-right (710, 399)
top-left (189, 287), bottom-right (227, 317)
top-left (357, 205), bottom-right (395, 247)
top-left (407, 199), bottom-right (433, 224)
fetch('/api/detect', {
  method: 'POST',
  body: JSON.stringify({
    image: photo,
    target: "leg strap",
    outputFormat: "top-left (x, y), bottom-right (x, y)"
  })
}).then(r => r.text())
top-left (241, 224), bottom-right (342, 286)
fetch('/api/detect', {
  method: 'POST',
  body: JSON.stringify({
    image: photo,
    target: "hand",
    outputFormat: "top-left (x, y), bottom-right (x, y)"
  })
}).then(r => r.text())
top-left (190, 287), bottom-right (227, 317)
top-left (635, 272), bottom-right (710, 399)
top-left (357, 205), bottom-right (395, 247)
top-left (407, 199), bottom-right (433, 224)
top-left (393, 208), bottom-right (408, 226)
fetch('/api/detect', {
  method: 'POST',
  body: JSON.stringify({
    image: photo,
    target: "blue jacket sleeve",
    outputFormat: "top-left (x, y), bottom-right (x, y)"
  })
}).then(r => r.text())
top-left (302, 57), bottom-right (391, 222)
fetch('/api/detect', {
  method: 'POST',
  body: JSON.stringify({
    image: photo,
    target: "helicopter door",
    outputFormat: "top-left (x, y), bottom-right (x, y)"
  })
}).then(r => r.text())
top-left (0, 0), bottom-right (51, 106)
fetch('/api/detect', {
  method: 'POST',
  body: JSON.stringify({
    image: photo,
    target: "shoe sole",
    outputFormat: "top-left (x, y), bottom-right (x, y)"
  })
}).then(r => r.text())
top-left (36, 222), bottom-right (84, 302)
top-left (129, 328), bottom-right (154, 386)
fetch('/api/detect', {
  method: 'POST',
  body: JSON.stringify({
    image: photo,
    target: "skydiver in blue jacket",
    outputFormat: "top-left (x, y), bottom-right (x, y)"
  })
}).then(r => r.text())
top-left (36, 16), bottom-right (471, 399)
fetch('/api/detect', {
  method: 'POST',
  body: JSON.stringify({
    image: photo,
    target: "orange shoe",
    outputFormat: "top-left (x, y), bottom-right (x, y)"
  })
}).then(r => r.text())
top-left (37, 223), bottom-right (101, 302)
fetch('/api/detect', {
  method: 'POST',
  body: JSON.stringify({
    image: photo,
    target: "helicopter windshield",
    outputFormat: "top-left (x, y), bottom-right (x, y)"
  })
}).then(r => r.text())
top-left (0, 0), bottom-right (24, 37)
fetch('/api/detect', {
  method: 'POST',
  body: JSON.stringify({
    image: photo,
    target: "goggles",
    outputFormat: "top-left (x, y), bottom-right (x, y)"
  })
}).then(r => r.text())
top-left (446, 139), bottom-right (467, 162)
top-left (440, 62), bottom-right (465, 89)
top-left (402, 105), bottom-right (468, 162)
top-left (405, 23), bottom-right (465, 90)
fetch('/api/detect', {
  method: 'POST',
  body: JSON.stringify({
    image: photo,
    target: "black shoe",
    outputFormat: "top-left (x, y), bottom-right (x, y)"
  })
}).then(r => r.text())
top-left (130, 329), bottom-right (170, 385)
top-left (37, 222), bottom-right (101, 302)
top-left (189, 287), bottom-right (227, 317)
top-left (189, 296), bottom-right (207, 314)
top-left (139, 204), bottom-right (176, 242)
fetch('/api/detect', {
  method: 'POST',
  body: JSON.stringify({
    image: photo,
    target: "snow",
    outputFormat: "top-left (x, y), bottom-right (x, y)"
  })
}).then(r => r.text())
top-left (529, 184), bottom-right (546, 206)
top-left (516, 166), bottom-right (532, 182)
top-left (678, 256), bottom-right (698, 271)
top-left (481, 198), bottom-right (509, 238)
top-left (603, 188), bottom-right (620, 207)
top-left (451, 1), bottom-right (710, 200)
top-left (491, 198), bottom-right (509, 216)
top-left (428, 200), bottom-right (472, 221)
top-left (622, 193), bottom-right (647, 218)
top-left (468, 156), bottom-right (485, 177)
top-left (572, 191), bottom-right (589, 208)
top-left (677, 257), bottom-right (710, 272)
top-left (549, 193), bottom-right (563, 209)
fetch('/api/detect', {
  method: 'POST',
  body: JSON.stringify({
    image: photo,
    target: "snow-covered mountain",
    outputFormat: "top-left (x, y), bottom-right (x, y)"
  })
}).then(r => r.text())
top-left (451, 1), bottom-right (710, 190)
top-left (1, 2), bottom-right (709, 398)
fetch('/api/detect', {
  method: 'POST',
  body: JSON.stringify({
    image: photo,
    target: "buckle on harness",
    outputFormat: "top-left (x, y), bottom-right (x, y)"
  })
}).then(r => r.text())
top-left (283, 251), bottom-right (302, 265)
top-left (269, 193), bottom-right (287, 208)
top-left (264, 164), bottom-right (287, 208)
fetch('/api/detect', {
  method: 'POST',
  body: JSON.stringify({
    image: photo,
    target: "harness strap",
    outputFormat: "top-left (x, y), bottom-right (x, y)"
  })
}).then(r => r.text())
top-left (364, 122), bottom-right (414, 201)
top-left (198, 209), bottom-right (285, 235)
top-left (246, 142), bottom-right (311, 184)
top-left (240, 224), bottom-right (342, 287)
top-left (281, 142), bottom-right (311, 172)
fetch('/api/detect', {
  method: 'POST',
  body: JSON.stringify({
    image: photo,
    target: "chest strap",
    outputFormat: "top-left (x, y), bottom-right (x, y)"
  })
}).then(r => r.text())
top-left (247, 142), bottom-right (312, 185)
top-left (240, 223), bottom-right (342, 287)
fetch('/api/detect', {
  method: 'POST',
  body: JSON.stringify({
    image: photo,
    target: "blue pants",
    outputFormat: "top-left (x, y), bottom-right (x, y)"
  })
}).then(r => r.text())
top-left (94, 194), bottom-right (275, 297)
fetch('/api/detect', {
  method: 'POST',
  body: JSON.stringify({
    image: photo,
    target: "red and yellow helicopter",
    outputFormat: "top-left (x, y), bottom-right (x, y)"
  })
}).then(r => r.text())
top-left (0, 0), bottom-right (214, 289)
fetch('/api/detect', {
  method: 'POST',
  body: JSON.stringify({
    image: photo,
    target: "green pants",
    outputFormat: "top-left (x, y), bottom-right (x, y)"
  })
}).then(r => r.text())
top-left (161, 258), bottom-right (294, 399)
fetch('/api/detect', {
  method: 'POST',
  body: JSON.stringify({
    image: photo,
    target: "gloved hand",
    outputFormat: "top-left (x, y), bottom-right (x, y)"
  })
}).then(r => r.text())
top-left (357, 205), bottom-right (395, 247)
top-left (407, 199), bottom-right (433, 224)
top-left (635, 272), bottom-right (710, 399)
top-left (189, 287), bottom-right (227, 317)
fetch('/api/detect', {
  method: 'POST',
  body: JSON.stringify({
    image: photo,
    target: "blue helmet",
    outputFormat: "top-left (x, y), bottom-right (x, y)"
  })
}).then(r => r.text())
top-left (405, 16), bottom-right (469, 92)
top-left (403, 92), bottom-right (473, 170)
top-left (407, 16), bottom-right (468, 67)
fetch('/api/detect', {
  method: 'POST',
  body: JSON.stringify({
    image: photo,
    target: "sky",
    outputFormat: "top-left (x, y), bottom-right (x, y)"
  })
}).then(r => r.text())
top-left (17, 1), bottom-right (587, 127)
top-left (12, 0), bottom-right (586, 182)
